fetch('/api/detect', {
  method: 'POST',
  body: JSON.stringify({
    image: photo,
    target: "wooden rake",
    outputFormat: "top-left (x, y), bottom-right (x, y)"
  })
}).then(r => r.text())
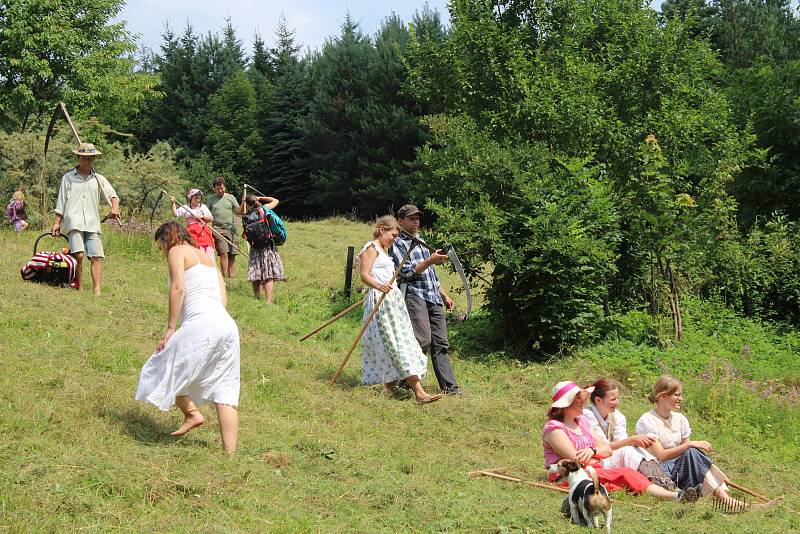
top-left (468, 467), bottom-right (653, 510)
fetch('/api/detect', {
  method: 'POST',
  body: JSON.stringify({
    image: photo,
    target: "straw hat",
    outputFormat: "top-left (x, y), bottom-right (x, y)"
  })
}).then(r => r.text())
top-left (549, 381), bottom-right (595, 409)
top-left (72, 143), bottom-right (102, 156)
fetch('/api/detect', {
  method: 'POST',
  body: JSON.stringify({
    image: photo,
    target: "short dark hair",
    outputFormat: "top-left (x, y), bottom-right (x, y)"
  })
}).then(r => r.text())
top-left (212, 176), bottom-right (226, 188)
top-left (396, 204), bottom-right (421, 219)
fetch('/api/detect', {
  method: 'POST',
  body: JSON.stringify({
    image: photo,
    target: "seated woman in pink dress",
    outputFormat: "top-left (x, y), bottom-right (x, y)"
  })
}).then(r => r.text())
top-left (542, 380), bottom-right (691, 501)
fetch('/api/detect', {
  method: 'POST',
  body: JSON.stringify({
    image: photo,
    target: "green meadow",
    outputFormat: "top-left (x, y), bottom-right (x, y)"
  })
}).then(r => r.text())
top-left (1, 220), bottom-right (798, 533)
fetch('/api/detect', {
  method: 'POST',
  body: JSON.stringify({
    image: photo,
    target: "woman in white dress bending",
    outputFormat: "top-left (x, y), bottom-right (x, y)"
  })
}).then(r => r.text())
top-left (136, 221), bottom-right (240, 453)
top-left (360, 215), bottom-right (440, 404)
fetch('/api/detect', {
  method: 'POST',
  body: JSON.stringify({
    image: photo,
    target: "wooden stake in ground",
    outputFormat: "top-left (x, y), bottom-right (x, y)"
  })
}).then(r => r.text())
top-left (328, 240), bottom-right (418, 386)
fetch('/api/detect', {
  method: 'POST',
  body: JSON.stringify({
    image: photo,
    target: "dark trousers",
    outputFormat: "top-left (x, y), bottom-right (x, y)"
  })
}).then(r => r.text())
top-left (405, 293), bottom-right (459, 392)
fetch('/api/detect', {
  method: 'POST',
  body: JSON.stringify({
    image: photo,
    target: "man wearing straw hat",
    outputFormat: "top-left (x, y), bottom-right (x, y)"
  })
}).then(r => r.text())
top-left (52, 142), bottom-right (120, 295)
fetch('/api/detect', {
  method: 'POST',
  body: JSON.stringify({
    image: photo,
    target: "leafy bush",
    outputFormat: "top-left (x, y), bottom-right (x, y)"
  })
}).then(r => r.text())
top-left (417, 115), bottom-right (620, 355)
top-left (0, 127), bottom-right (187, 228)
top-left (707, 214), bottom-right (800, 324)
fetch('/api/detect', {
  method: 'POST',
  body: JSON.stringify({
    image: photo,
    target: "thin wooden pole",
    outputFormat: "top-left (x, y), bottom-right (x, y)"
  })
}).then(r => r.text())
top-left (725, 479), bottom-right (770, 502)
top-left (328, 240), bottom-right (417, 386)
top-left (473, 470), bottom-right (568, 494)
top-left (470, 469), bottom-right (653, 510)
top-left (299, 299), bottom-right (364, 341)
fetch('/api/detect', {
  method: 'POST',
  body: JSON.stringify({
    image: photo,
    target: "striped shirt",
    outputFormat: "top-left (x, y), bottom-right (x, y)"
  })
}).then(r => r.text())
top-left (390, 233), bottom-right (443, 306)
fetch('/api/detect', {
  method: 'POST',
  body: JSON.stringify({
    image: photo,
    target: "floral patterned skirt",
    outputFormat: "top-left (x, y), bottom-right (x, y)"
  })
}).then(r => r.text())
top-left (361, 287), bottom-right (427, 385)
top-left (247, 244), bottom-right (287, 282)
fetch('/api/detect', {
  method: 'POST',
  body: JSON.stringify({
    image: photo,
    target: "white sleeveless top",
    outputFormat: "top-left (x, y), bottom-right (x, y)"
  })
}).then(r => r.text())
top-left (359, 241), bottom-right (396, 286)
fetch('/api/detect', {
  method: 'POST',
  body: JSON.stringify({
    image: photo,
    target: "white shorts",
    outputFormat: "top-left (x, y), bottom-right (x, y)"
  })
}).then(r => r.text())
top-left (68, 230), bottom-right (105, 258)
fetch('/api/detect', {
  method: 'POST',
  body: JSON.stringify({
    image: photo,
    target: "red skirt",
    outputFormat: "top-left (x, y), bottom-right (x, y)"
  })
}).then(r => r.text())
top-left (187, 222), bottom-right (213, 248)
top-left (548, 465), bottom-right (651, 494)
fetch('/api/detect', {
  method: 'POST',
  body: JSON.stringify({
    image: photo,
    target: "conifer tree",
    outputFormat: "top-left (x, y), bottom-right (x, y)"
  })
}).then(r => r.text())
top-left (253, 17), bottom-right (312, 215)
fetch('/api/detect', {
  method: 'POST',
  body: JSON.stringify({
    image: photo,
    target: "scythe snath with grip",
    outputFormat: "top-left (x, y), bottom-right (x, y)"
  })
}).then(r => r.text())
top-left (162, 189), bottom-right (248, 256)
top-left (44, 101), bottom-right (119, 225)
top-left (328, 240), bottom-right (419, 387)
top-left (300, 229), bottom-right (473, 342)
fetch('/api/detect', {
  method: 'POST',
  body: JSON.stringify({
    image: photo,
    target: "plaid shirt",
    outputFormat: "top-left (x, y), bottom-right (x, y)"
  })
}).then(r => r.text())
top-left (390, 233), bottom-right (443, 305)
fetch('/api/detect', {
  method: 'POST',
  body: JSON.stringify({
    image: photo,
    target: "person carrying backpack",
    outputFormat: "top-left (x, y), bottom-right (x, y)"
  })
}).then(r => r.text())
top-left (242, 194), bottom-right (286, 304)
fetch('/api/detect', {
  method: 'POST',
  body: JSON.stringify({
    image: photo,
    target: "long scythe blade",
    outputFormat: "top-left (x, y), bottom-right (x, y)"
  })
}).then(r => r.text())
top-left (446, 246), bottom-right (473, 320)
top-left (149, 189), bottom-right (165, 225)
top-left (59, 102), bottom-right (82, 144)
top-left (43, 104), bottom-right (62, 160)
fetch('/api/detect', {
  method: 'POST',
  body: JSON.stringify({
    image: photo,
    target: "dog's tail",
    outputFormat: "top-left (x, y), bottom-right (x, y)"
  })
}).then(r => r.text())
top-left (586, 464), bottom-right (600, 493)
top-left (585, 465), bottom-right (611, 517)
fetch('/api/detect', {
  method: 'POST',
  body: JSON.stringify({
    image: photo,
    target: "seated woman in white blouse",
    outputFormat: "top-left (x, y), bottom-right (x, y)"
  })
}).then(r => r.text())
top-left (636, 376), bottom-right (751, 508)
top-left (582, 379), bottom-right (681, 493)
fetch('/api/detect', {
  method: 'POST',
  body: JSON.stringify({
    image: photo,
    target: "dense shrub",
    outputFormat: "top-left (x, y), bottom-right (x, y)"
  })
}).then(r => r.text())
top-left (417, 116), bottom-right (620, 354)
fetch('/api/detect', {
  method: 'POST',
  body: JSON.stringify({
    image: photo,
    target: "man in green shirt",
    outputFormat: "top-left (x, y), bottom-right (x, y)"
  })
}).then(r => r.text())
top-left (207, 176), bottom-right (243, 278)
top-left (52, 142), bottom-right (120, 295)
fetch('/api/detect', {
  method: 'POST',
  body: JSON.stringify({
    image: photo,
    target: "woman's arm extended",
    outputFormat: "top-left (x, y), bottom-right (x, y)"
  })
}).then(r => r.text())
top-left (610, 434), bottom-right (655, 451)
top-left (646, 438), bottom-right (712, 461)
top-left (217, 269), bottom-right (228, 308)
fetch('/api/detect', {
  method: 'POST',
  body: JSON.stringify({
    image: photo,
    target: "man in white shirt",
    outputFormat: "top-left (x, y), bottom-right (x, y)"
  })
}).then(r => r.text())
top-left (52, 143), bottom-right (120, 295)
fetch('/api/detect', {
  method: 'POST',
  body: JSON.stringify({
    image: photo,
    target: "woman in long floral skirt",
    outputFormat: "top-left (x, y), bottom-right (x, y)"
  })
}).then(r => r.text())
top-left (359, 215), bottom-right (440, 404)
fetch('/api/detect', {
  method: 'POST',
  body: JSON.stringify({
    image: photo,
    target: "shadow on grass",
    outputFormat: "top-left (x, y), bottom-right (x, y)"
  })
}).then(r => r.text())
top-left (101, 406), bottom-right (211, 447)
top-left (315, 369), bottom-right (362, 389)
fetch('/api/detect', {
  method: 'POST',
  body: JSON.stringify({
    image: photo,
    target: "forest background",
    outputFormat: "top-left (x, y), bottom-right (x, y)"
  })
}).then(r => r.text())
top-left (2, 0), bottom-right (800, 356)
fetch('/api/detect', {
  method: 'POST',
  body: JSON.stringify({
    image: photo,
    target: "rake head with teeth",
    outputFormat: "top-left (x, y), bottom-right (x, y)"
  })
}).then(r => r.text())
top-left (713, 495), bottom-right (747, 514)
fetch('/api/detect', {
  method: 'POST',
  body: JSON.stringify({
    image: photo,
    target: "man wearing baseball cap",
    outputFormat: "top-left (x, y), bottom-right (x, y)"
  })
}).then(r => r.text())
top-left (390, 204), bottom-right (465, 396)
top-left (52, 142), bottom-right (120, 295)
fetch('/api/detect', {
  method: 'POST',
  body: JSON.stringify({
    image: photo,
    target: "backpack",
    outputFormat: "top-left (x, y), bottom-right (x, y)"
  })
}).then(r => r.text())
top-left (243, 207), bottom-right (287, 247)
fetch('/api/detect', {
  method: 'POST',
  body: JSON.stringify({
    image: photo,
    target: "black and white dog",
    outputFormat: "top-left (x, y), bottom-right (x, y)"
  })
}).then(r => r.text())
top-left (550, 459), bottom-right (612, 533)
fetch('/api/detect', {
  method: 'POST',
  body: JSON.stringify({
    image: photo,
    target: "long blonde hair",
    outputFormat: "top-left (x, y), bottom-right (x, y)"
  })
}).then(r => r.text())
top-left (11, 190), bottom-right (23, 202)
top-left (372, 215), bottom-right (398, 238)
top-left (647, 375), bottom-right (682, 403)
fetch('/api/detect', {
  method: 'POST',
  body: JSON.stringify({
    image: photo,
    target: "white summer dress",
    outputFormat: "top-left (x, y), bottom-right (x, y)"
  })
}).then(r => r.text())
top-left (360, 241), bottom-right (428, 385)
top-left (135, 254), bottom-right (241, 410)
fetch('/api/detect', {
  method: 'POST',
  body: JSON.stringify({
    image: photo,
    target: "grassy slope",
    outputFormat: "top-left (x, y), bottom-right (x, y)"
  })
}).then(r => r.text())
top-left (0, 221), bottom-right (798, 533)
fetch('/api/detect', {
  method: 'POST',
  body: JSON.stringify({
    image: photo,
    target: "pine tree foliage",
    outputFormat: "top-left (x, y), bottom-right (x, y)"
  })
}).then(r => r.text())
top-left (301, 14), bottom-right (426, 217)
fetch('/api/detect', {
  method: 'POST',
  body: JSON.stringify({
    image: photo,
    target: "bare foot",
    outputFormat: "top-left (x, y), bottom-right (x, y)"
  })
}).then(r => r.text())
top-left (171, 410), bottom-right (205, 436)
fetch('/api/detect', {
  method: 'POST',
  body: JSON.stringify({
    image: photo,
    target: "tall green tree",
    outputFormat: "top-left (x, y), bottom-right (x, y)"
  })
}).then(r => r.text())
top-left (406, 0), bottom-right (752, 352)
top-left (249, 18), bottom-right (312, 215)
top-left (301, 14), bottom-right (427, 216)
top-left (0, 0), bottom-right (156, 131)
top-left (135, 21), bottom-right (246, 155)
top-left (204, 70), bottom-right (262, 186)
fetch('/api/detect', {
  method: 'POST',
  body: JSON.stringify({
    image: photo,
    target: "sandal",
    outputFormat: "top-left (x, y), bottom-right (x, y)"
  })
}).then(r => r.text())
top-left (677, 486), bottom-right (699, 503)
top-left (416, 394), bottom-right (442, 405)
